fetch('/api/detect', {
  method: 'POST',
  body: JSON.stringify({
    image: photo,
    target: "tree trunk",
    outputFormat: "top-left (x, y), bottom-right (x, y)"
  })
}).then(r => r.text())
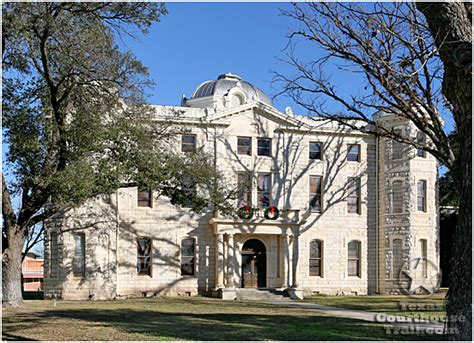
top-left (2, 227), bottom-right (25, 307)
top-left (416, 2), bottom-right (472, 340)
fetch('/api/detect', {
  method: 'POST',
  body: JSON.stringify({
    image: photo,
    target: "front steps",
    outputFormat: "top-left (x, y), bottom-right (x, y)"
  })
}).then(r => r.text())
top-left (235, 288), bottom-right (293, 301)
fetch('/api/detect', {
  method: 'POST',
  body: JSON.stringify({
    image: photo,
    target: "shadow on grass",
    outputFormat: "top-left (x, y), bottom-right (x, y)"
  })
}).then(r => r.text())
top-left (3, 304), bottom-right (446, 341)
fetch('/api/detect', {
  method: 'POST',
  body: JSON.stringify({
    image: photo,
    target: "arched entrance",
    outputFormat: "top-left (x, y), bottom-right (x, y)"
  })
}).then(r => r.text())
top-left (241, 239), bottom-right (266, 288)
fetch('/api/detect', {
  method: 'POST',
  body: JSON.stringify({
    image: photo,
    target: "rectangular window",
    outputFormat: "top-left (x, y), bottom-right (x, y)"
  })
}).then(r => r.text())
top-left (347, 144), bottom-right (360, 162)
top-left (392, 181), bottom-right (404, 213)
top-left (309, 142), bottom-right (322, 160)
top-left (347, 177), bottom-right (361, 214)
top-left (50, 232), bottom-right (59, 278)
top-left (181, 177), bottom-right (196, 208)
top-left (392, 139), bottom-right (404, 160)
top-left (257, 138), bottom-right (271, 157)
top-left (73, 233), bottom-right (85, 277)
top-left (348, 241), bottom-right (361, 277)
top-left (137, 238), bottom-right (152, 276)
top-left (257, 173), bottom-right (271, 208)
top-left (420, 239), bottom-right (428, 278)
top-left (309, 240), bottom-right (323, 277)
top-left (417, 132), bottom-right (426, 158)
top-left (181, 238), bottom-right (195, 276)
top-left (309, 175), bottom-right (323, 212)
top-left (137, 189), bottom-right (152, 207)
top-left (237, 172), bottom-right (252, 207)
top-left (417, 180), bottom-right (427, 212)
top-left (237, 137), bottom-right (252, 156)
top-left (181, 134), bottom-right (196, 153)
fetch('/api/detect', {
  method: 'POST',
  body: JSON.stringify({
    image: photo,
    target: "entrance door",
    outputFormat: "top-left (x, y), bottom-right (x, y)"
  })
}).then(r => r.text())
top-left (241, 239), bottom-right (266, 288)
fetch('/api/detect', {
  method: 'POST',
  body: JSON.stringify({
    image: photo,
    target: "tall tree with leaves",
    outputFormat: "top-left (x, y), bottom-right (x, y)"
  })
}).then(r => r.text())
top-left (2, 3), bottom-right (229, 307)
top-left (275, 2), bottom-right (471, 340)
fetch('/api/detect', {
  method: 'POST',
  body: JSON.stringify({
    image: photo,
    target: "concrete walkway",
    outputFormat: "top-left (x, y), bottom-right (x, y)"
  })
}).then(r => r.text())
top-left (265, 300), bottom-right (446, 333)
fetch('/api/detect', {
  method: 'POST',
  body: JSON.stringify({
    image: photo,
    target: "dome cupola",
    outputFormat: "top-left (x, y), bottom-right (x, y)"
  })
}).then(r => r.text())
top-left (187, 73), bottom-right (272, 109)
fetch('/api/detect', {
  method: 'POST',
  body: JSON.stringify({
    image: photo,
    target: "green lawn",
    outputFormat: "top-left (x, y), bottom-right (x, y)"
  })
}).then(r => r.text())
top-left (304, 293), bottom-right (446, 321)
top-left (2, 297), bottom-right (446, 341)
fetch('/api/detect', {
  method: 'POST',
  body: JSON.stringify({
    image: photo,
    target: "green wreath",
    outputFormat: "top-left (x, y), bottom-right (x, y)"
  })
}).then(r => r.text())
top-left (264, 206), bottom-right (280, 220)
top-left (238, 205), bottom-right (254, 219)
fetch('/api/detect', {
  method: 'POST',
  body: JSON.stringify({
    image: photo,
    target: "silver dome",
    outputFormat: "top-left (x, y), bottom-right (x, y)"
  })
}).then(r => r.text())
top-left (191, 73), bottom-right (272, 105)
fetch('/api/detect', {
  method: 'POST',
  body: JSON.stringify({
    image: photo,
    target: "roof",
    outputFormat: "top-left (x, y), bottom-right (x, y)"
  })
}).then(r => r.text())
top-left (191, 73), bottom-right (272, 105)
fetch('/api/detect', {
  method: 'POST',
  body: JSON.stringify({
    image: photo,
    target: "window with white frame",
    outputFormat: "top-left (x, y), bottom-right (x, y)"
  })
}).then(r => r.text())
top-left (417, 180), bottom-right (427, 212)
top-left (237, 137), bottom-right (252, 155)
top-left (347, 144), bottom-right (360, 162)
top-left (348, 240), bottom-right (361, 277)
top-left (137, 238), bottom-right (152, 276)
top-left (309, 240), bottom-right (323, 277)
top-left (309, 142), bottom-right (322, 160)
top-left (181, 134), bottom-right (196, 153)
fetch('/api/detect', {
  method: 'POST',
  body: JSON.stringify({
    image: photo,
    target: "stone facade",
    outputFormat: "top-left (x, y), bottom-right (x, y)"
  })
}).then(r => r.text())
top-left (43, 74), bottom-right (440, 300)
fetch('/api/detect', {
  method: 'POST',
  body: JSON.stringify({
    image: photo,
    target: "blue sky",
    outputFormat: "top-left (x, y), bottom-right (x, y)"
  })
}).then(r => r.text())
top-left (125, 2), bottom-right (299, 110)
top-left (122, 2), bottom-right (337, 114)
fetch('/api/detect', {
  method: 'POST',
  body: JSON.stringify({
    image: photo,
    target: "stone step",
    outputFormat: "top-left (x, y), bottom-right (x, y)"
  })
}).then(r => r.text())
top-left (235, 288), bottom-right (292, 301)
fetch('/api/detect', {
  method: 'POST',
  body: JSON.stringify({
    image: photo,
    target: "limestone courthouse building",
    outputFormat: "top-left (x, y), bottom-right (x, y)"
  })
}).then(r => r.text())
top-left (44, 73), bottom-right (440, 300)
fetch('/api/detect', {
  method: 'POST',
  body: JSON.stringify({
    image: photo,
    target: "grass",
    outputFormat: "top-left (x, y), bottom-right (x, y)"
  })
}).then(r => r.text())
top-left (2, 296), bottom-right (446, 341)
top-left (304, 293), bottom-right (446, 321)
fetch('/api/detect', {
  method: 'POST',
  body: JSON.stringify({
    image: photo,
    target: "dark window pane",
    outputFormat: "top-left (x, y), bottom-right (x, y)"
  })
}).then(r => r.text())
top-left (182, 135), bottom-right (196, 153)
top-left (181, 177), bottom-right (196, 208)
top-left (347, 177), bottom-right (360, 213)
top-left (309, 176), bottom-right (322, 211)
top-left (181, 239), bottom-right (195, 276)
top-left (347, 144), bottom-right (360, 162)
top-left (310, 240), bottom-right (322, 259)
top-left (257, 173), bottom-right (271, 208)
top-left (348, 260), bottom-right (359, 277)
top-left (392, 239), bottom-right (403, 275)
top-left (392, 181), bottom-right (404, 213)
top-left (417, 180), bottom-right (426, 212)
top-left (137, 238), bottom-right (152, 276)
top-left (417, 132), bottom-right (426, 158)
top-left (257, 138), bottom-right (271, 157)
top-left (237, 137), bottom-right (252, 155)
top-left (73, 234), bottom-right (85, 277)
top-left (309, 142), bottom-right (322, 160)
top-left (348, 240), bottom-right (360, 277)
top-left (237, 172), bottom-right (252, 207)
top-left (138, 189), bottom-right (152, 207)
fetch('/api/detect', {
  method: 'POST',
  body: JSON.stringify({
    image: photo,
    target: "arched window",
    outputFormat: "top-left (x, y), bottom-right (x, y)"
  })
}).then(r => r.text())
top-left (348, 240), bottom-right (361, 277)
top-left (309, 240), bottom-right (323, 277)
top-left (392, 239), bottom-right (404, 276)
top-left (392, 181), bottom-right (404, 213)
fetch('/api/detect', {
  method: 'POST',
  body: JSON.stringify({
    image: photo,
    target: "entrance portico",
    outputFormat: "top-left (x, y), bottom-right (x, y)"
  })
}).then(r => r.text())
top-left (209, 210), bottom-right (304, 300)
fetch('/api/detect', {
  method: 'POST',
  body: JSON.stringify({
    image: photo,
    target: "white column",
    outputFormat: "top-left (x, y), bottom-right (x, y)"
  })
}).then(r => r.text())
top-left (215, 233), bottom-right (225, 289)
top-left (226, 234), bottom-right (235, 288)
top-left (292, 234), bottom-right (300, 288)
top-left (282, 234), bottom-right (290, 288)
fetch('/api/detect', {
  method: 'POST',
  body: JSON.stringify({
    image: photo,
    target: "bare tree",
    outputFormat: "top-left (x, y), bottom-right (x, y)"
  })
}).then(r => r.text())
top-left (274, 2), bottom-right (471, 340)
